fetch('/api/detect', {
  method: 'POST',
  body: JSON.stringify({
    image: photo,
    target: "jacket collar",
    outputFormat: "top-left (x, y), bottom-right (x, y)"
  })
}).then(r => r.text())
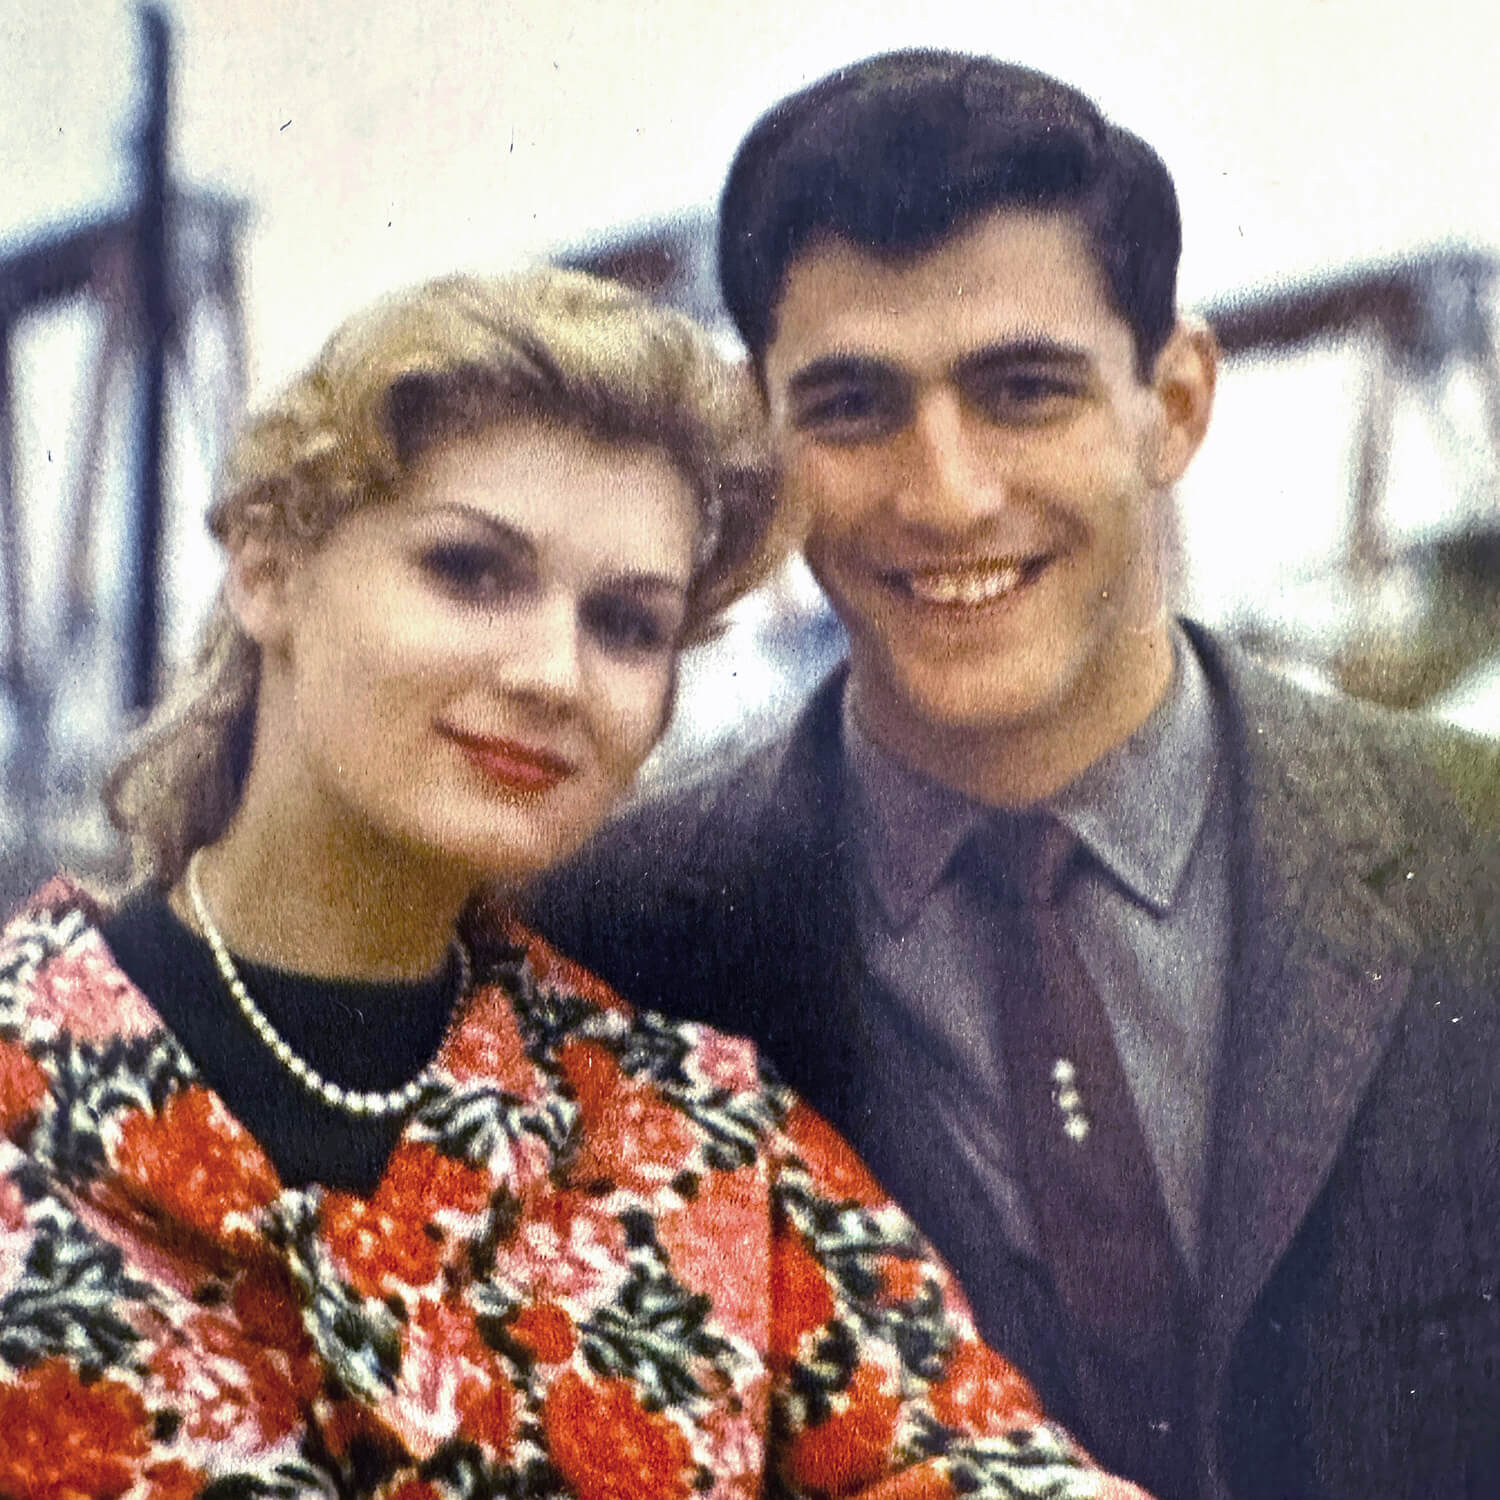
top-left (737, 667), bottom-right (871, 1123)
top-left (747, 665), bottom-right (852, 877)
top-left (744, 634), bottom-right (1430, 1410)
top-left (1185, 623), bottom-right (1422, 1408)
top-left (759, 635), bottom-right (1432, 1404)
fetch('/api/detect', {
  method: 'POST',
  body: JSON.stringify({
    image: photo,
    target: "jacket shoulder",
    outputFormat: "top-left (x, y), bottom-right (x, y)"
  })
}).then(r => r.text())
top-left (1200, 629), bottom-right (1500, 968)
top-left (1193, 623), bottom-right (1500, 835)
top-left (550, 732), bottom-right (791, 899)
top-left (523, 712), bottom-right (829, 1021)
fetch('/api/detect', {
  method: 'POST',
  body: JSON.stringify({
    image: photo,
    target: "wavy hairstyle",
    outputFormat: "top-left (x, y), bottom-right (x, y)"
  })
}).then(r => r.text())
top-left (105, 268), bottom-right (780, 887)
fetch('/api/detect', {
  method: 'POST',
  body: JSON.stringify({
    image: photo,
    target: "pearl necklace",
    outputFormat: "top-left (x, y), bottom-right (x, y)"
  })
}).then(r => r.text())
top-left (184, 850), bottom-right (468, 1118)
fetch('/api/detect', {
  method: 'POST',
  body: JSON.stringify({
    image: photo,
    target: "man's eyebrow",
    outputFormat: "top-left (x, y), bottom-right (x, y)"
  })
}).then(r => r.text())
top-left (954, 339), bottom-right (1095, 375)
top-left (785, 354), bottom-right (903, 399)
top-left (786, 340), bottom-right (1095, 399)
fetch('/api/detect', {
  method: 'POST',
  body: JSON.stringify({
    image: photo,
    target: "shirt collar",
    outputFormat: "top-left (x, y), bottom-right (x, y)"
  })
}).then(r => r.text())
top-left (843, 627), bottom-right (1220, 927)
top-left (844, 700), bottom-right (989, 930)
top-left (1046, 630), bottom-right (1219, 914)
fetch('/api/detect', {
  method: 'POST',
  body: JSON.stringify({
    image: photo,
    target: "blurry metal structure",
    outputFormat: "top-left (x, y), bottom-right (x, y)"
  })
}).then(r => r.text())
top-left (1201, 250), bottom-right (1500, 709)
top-left (0, 6), bottom-right (248, 899)
top-left (1205, 250), bottom-right (1500, 573)
top-left (558, 210), bottom-right (725, 333)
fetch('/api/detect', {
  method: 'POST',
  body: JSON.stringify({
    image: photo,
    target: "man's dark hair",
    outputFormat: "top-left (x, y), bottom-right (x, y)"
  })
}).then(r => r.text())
top-left (718, 50), bottom-right (1182, 377)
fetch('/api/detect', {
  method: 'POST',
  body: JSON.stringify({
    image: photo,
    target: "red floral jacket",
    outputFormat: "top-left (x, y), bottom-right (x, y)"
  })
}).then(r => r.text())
top-left (0, 880), bottom-right (1152, 1500)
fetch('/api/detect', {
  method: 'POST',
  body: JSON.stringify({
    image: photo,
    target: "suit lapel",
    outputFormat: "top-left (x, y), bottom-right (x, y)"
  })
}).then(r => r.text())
top-left (731, 641), bottom-right (1425, 1442)
top-left (725, 671), bottom-right (865, 1112)
top-left (1191, 629), bottom-right (1419, 1403)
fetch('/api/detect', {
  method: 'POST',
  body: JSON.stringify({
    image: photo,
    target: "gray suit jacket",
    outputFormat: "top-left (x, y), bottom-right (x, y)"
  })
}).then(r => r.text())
top-left (531, 622), bottom-right (1500, 1500)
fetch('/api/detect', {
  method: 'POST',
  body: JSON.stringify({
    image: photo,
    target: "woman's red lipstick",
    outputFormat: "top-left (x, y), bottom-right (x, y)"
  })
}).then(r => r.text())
top-left (439, 728), bottom-right (575, 794)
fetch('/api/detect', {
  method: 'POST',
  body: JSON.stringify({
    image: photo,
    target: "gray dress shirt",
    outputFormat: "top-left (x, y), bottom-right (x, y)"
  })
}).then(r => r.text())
top-left (843, 630), bottom-right (1233, 1272)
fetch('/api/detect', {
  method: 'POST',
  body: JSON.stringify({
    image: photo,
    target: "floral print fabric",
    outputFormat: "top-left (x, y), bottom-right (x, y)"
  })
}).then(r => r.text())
top-left (0, 880), bottom-right (1151, 1500)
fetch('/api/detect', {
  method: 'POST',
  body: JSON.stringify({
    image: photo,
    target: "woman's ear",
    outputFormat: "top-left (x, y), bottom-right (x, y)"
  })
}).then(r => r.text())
top-left (224, 532), bottom-right (297, 653)
top-left (1148, 316), bottom-right (1219, 487)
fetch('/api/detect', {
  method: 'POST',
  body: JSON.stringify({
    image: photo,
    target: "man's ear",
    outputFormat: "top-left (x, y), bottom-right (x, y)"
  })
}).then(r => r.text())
top-left (1148, 315), bottom-right (1218, 486)
top-left (224, 531), bottom-right (298, 654)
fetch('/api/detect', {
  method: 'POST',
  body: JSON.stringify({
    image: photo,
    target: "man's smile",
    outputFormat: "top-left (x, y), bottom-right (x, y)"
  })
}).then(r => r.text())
top-left (880, 555), bottom-right (1054, 609)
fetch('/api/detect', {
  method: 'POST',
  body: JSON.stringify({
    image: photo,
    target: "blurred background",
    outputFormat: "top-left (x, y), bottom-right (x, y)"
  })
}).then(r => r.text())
top-left (2, 0), bottom-right (1498, 901)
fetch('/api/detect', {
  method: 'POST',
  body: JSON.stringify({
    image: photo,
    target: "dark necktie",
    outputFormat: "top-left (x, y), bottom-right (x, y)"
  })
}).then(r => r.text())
top-left (989, 814), bottom-right (1198, 1499)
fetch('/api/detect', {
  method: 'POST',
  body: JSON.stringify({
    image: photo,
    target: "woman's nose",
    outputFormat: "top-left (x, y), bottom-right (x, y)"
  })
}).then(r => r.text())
top-left (499, 593), bottom-right (586, 711)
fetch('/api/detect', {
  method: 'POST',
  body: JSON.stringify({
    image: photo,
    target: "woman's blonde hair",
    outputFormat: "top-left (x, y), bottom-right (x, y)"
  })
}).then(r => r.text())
top-left (104, 267), bottom-right (780, 887)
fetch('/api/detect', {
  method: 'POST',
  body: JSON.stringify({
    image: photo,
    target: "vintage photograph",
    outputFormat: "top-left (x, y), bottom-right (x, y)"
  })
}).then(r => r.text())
top-left (0, 3), bottom-right (1496, 1496)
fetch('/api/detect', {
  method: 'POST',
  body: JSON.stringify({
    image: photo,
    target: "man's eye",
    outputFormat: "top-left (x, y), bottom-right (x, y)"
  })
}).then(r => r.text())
top-left (964, 371), bottom-right (1082, 424)
top-left (581, 595), bottom-right (678, 655)
top-left (420, 542), bottom-right (519, 601)
top-left (793, 386), bottom-right (904, 441)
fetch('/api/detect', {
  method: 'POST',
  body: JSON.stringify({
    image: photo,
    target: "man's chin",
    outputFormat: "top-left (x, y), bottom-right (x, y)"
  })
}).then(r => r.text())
top-left (853, 656), bottom-right (1066, 748)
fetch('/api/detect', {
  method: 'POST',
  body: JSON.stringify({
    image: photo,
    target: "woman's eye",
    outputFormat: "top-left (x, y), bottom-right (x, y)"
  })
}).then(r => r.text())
top-left (581, 594), bottom-right (677, 655)
top-left (420, 542), bottom-right (520, 601)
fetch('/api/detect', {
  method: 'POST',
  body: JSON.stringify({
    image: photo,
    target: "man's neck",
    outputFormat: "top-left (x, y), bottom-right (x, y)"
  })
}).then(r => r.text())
top-left (850, 623), bottom-right (1177, 810)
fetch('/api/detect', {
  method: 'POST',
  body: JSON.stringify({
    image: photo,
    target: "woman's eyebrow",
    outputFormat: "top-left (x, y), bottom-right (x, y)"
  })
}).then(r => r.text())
top-left (416, 503), bottom-right (536, 556)
top-left (419, 505), bottom-right (690, 599)
top-left (598, 570), bottom-right (692, 602)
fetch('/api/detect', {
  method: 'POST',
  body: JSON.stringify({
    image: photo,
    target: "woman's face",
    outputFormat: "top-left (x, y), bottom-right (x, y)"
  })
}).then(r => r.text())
top-left (247, 419), bottom-right (699, 884)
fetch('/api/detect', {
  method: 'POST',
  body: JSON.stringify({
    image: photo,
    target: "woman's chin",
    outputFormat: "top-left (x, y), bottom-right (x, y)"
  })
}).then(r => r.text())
top-left (428, 820), bottom-right (609, 894)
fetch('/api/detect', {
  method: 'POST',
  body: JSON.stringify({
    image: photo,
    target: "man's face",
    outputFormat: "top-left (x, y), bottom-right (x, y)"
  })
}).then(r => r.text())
top-left (763, 209), bottom-right (1202, 769)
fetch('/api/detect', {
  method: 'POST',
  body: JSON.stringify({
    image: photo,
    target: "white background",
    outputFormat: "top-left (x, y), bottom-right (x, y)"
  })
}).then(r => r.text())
top-left (4, 0), bottom-right (1495, 395)
top-left (3, 0), bottom-right (1499, 748)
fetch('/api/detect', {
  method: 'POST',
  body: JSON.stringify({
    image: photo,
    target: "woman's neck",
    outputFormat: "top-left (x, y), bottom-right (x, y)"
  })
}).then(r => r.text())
top-left (175, 784), bottom-right (479, 983)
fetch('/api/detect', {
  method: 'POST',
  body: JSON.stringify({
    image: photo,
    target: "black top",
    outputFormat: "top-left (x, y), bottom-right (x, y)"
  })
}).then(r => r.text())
top-left (100, 893), bottom-right (463, 1196)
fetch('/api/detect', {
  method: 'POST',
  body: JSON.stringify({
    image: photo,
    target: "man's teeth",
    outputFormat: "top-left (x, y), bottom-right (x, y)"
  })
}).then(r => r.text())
top-left (905, 565), bottom-right (1027, 605)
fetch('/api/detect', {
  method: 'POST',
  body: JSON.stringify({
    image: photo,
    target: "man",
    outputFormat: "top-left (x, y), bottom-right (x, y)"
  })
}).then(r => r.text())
top-left (534, 51), bottom-right (1500, 1500)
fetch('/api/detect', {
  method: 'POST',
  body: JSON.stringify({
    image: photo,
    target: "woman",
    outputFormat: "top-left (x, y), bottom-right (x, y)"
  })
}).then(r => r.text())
top-left (0, 270), bottom-right (1150, 1499)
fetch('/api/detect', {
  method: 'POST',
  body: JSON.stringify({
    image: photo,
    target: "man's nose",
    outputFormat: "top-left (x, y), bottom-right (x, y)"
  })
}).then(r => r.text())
top-left (891, 387), bottom-right (1006, 530)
